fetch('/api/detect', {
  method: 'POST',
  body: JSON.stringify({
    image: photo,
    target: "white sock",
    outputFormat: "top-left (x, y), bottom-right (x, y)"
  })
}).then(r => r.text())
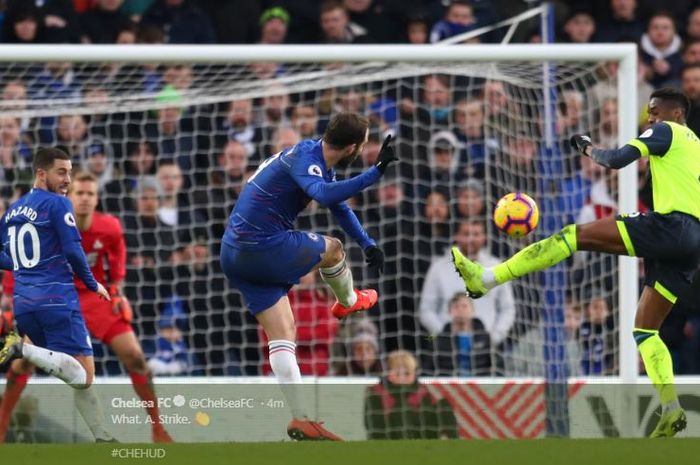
top-left (268, 340), bottom-right (308, 419)
top-left (483, 268), bottom-right (497, 289)
top-left (75, 386), bottom-right (115, 441)
top-left (320, 256), bottom-right (357, 307)
top-left (22, 345), bottom-right (87, 387)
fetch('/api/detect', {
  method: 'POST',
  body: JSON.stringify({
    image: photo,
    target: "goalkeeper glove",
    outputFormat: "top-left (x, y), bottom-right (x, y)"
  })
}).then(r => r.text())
top-left (109, 285), bottom-right (133, 323)
top-left (570, 134), bottom-right (593, 156)
top-left (364, 246), bottom-right (385, 274)
top-left (375, 135), bottom-right (397, 174)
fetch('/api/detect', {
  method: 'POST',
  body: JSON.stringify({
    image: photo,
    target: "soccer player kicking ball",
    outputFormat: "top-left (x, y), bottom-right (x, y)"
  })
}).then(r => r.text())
top-left (452, 88), bottom-right (700, 438)
top-left (0, 148), bottom-right (116, 442)
top-left (0, 172), bottom-right (173, 443)
top-left (220, 112), bottom-right (396, 440)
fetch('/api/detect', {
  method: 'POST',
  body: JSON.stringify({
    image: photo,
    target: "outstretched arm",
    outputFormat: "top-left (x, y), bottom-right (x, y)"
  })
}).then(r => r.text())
top-left (571, 122), bottom-right (672, 169)
top-left (571, 135), bottom-right (641, 169)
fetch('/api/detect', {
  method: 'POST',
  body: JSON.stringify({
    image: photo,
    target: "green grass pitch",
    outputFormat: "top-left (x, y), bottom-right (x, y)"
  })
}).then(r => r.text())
top-left (4, 439), bottom-right (700, 465)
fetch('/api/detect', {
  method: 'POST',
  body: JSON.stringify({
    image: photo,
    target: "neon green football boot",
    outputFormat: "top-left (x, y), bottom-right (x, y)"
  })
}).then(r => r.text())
top-left (451, 246), bottom-right (488, 299)
top-left (650, 408), bottom-right (687, 438)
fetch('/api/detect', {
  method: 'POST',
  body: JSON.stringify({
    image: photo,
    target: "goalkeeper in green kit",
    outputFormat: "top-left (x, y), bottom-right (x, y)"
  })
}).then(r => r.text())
top-left (452, 88), bottom-right (700, 437)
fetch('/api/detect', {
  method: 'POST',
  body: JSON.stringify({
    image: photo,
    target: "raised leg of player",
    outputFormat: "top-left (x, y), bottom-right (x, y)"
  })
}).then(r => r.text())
top-left (319, 237), bottom-right (357, 307)
top-left (109, 331), bottom-right (173, 443)
top-left (634, 287), bottom-right (686, 437)
top-left (0, 359), bottom-right (33, 443)
top-left (452, 217), bottom-right (626, 296)
top-left (318, 236), bottom-right (377, 319)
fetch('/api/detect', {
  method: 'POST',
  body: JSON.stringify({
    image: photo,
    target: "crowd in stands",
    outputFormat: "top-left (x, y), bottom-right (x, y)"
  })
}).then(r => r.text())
top-left (0, 0), bottom-right (700, 378)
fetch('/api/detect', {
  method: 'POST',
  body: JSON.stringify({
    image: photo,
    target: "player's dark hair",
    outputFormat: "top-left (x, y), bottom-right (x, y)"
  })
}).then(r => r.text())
top-left (650, 87), bottom-right (691, 119)
top-left (32, 147), bottom-right (70, 172)
top-left (323, 112), bottom-right (369, 149)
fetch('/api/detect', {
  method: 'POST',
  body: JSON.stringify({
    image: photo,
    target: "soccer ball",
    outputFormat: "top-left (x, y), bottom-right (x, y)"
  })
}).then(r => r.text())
top-left (493, 192), bottom-right (539, 237)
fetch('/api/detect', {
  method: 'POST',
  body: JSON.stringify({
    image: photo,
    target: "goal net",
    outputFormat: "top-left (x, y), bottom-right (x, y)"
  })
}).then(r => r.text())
top-left (0, 44), bottom-right (638, 439)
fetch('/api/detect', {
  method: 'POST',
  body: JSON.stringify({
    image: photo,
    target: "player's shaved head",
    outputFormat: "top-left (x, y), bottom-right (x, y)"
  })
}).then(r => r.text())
top-left (649, 87), bottom-right (690, 121)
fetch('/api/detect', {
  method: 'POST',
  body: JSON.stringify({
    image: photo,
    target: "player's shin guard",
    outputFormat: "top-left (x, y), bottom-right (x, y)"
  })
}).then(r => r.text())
top-left (488, 224), bottom-right (578, 286)
top-left (22, 345), bottom-right (87, 387)
top-left (74, 386), bottom-right (115, 442)
top-left (268, 340), bottom-right (308, 419)
top-left (320, 255), bottom-right (357, 307)
top-left (634, 329), bottom-right (679, 412)
top-left (0, 370), bottom-right (30, 443)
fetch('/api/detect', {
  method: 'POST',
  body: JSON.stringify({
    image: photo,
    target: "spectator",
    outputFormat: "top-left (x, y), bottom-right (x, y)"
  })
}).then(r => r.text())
top-left (505, 296), bottom-right (583, 377)
top-left (140, 86), bottom-right (196, 173)
top-left (682, 39), bottom-right (700, 65)
top-left (418, 190), bottom-right (451, 258)
top-left (399, 74), bottom-right (453, 143)
top-left (258, 6), bottom-right (289, 44)
top-left (290, 103), bottom-right (319, 139)
top-left (686, 7), bottom-right (700, 42)
top-left (141, 0), bottom-right (216, 44)
top-left (454, 179), bottom-right (486, 219)
top-left (80, 0), bottom-right (133, 44)
top-left (335, 86), bottom-right (366, 114)
top-left (429, 0), bottom-right (477, 44)
top-left (0, 116), bottom-right (32, 187)
top-left (596, 97), bottom-right (619, 148)
top-left (639, 11), bottom-right (683, 88)
top-left (104, 140), bottom-right (158, 213)
top-left (562, 10), bottom-right (596, 44)
top-left (115, 21), bottom-right (138, 44)
top-left (421, 293), bottom-right (492, 376)
top-left (595, 0), bottom-right (644, 43)
top-left (419, 218), bottom-right (516, 346)
top-left (1, 82), bottom-right (31, 132)
top-left (452, 98), bottom-right (493, 179)
top-left (260, 271), bottom-right (338, 376)
top-left (217, 98), bottom-right (263, 161)
top-left (147, 297), bottom-right (193, 375)
top-left (123, 177), bottom-right (179, 337)
top-left (319, 0), bottom-right (368, 44)
top-left (53, 114), bottom-right (90, 161)
top-left (334, 319), bottom-right (383, 376)
top-left (343, 0), bottom-right (401, 43)
top-left (80, 138), bottom-right (115, 190)
top-left (418, 130), bottom-right (464, 198)
top-left (271, 127), bottom-right (301, 154)
top-left (3, 0), bottom-right (82, 43)
top-left (205, 140), bottom-right (250, 239)
top-left (2, 7), bottom-right (43, 43)
top-left (580, 291), bottom-right (617, 375)
top-left (364, 350), bottom-right (458, 439)
top-left (405, 12), bottom-right (429, 44)
top-left (259, 84), bottom-right (291, 152)
top-left (682, 64), bottom-right (700, 135)
top-left (155, 161), bottom-right (207, 243)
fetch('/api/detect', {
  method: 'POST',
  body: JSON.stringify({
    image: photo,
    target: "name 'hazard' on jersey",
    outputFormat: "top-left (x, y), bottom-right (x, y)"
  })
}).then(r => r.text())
top-left (0, 188), bottom-right (98, 314)
top-left (223, 139), bottom-right (379, 249)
